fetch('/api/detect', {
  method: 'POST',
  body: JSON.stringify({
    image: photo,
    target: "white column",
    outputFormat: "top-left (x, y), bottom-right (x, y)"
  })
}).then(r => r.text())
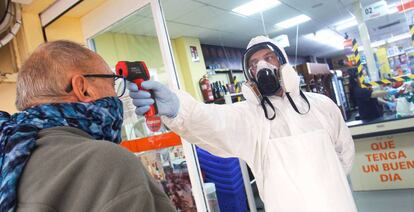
top-left (354, 1), bottom-right (379, 81)
top-left (151, 0), bottom-right (208, 211)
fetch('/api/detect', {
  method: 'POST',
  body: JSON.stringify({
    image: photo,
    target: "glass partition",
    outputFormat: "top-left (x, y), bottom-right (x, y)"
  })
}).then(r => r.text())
top-left (89, 4), bottom-right (198, 211)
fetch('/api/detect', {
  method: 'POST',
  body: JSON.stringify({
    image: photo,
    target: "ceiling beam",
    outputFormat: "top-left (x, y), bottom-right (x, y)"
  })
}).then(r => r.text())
top-left (39, 0), bottom-right (82, 27)
top-left (21, 0), bottom-right (54, 13)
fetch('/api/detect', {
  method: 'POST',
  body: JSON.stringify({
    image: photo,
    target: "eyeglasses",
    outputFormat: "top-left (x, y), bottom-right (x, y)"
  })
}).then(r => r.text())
top-left (65, 74), bottom-right (127, 97)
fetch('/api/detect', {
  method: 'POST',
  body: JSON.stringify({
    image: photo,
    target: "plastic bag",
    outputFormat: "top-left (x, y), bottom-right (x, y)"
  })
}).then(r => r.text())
top-left (396, 96), bottom-right (414, 117)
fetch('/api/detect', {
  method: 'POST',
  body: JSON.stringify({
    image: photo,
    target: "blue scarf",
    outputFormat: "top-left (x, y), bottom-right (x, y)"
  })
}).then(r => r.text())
top-left (0, 97), bottom-right (123, 212)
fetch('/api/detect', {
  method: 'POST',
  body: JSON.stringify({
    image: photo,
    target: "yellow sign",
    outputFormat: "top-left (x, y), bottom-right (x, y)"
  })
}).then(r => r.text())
top-left (350, 132), bottom-right (414, 191)
top-left (376, 47), bottom-right (392, 78)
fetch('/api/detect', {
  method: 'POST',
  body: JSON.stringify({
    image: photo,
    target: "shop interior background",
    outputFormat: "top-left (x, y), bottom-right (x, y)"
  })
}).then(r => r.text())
top-left (0, 0), bottom-right (414, 211)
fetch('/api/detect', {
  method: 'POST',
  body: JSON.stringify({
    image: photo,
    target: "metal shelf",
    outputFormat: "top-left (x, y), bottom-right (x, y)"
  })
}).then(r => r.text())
top-left (208, 69), bottom-right (243, 74)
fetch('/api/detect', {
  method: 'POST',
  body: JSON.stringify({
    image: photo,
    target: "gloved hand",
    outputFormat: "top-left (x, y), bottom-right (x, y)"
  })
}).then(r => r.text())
top-left (386, 101), bottom-right (396, 111)
top-left (387, 88), bottom-right (399, 96)
top-left (128, 81), bottom-right (179, 118)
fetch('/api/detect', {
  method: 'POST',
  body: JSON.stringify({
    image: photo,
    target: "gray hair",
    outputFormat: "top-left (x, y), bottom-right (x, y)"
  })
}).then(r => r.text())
top-left (15, 40), bottom-right (107, 110)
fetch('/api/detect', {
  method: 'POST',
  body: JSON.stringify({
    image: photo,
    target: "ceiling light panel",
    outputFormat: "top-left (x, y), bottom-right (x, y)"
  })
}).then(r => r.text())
top-left (232, 0), bottom-right (281, 16)
top-left (275, 14), bottom-right (311, 29)
top-left (335, 17), bottom-right (358, 31)
top-left (304, 29), bottom-right (344, 49)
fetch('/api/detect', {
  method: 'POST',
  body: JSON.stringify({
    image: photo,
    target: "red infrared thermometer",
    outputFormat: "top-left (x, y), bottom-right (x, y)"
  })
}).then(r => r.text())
top-left (116, 61), bottom-right (158, 117)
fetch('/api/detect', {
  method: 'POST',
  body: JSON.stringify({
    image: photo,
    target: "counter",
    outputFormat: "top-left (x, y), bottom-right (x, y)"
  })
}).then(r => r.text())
top-left (347, 115), bottom-right (414, 191)
top-left (346, 115), bottom-right (414, 139)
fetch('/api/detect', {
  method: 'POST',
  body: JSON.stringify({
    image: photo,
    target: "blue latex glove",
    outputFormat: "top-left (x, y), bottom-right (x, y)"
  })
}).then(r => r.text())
top-left (128, 81), bottom-right (179, 118)
top-left (387, 88), bottom-right (398, 96)
top-left (386, 101), bottom-right (396, 111)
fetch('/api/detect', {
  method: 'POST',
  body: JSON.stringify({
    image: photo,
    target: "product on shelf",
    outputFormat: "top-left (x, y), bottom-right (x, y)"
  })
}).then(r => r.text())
top-left (138, 147), bottom-right (197, 211)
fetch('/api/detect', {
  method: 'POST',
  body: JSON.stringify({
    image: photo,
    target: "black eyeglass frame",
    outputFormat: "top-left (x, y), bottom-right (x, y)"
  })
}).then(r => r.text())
top-left (65, 74), bottom-right (127, 97)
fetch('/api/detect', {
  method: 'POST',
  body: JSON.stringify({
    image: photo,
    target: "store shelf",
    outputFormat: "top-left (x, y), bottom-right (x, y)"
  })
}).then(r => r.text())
top-left (207, 69), bottom-right (245, 84)
top-left (387, 52), bottom-right (406, 58)
top-left (209, 69), bottom-right (243, 74)
top-left (230, 92), bottom-right (243, 97)
top-left (204, 93), bottom-right (244, 104)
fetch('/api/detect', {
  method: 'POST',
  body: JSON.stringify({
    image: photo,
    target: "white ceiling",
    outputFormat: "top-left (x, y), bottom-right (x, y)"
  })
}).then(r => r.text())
top-left (98, 0), bottom-right (413, 58)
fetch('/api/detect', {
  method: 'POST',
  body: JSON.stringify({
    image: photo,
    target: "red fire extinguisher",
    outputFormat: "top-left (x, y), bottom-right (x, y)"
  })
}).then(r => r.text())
top-left (199, 74), bottom-right (214, 102)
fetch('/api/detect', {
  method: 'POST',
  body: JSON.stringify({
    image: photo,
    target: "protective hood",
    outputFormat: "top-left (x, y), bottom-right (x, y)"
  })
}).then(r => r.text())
top-left (242, 36), bottom-right (310, 119)
top-left (243, 36), bottom-right (301, 97)
top-left (245, 36), bottom-right (289, 63)
top-left (243, 36), bottom-right (288, 81)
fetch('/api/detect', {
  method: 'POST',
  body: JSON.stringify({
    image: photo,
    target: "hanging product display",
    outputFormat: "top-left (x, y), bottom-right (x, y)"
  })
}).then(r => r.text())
top-left (121, 133), bottom-right (197, 211)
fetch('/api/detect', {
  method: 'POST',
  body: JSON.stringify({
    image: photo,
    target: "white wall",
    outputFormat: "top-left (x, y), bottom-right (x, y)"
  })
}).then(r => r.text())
top-left (0, 83), bottom-right (17, 113)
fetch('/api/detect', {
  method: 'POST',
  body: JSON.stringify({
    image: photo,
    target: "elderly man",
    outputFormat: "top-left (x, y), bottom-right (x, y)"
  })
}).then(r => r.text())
top-left (0, 40), bottom-right (175, 212)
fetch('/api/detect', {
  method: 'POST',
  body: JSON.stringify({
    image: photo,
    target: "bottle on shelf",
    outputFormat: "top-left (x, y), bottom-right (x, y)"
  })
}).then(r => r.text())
top-left (211, 82), bottom-right (216, 99)
top-left (218, 81), bottom-right (225, 98)
top-left (213, 82), bottom-right (221, 99)
top-left (222, 82), bottom-right (228, 95)
top-left (211, 83), bottom-right (217, 100)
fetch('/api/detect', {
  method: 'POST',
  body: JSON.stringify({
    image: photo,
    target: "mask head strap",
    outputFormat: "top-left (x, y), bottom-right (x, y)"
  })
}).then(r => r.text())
top-left (261, 96), bottom-right (276, 120)
top-left (285, 90), bottom-right (311, 114)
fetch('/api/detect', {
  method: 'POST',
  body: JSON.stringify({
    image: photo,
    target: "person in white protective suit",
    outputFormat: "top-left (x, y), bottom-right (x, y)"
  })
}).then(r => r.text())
top-left (128, 36), bottom-right (357, 212)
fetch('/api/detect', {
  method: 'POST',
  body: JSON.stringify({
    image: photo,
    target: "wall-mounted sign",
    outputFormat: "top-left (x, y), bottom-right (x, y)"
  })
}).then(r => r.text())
top-left (343, 38), bottom-right (353, 55)
top-left (190, 46), bottom-right (200, 62)
top-left (363, 0), bottom-right (389, 21)
top-left (397, 0), bottom-right (414, 13)
top-left (350, 132), bottom-right (414, 191)
top-left (343, 39), bottom-right (353, 48)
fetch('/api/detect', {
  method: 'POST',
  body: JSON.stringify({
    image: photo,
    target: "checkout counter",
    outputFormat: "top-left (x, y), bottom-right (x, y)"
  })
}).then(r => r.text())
top-left (347, 115), bottom-right (414, 139)
top-left (346, 115), bottom-right (414, 211)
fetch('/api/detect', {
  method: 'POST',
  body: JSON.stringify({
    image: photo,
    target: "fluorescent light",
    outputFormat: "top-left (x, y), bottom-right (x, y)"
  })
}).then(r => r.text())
top-left (304, 29), bottom-right (344, 49)
top-left (387, 33), bottom-right (411, 43)
top-left (388, 3), bottom-right (398, 14)
top-left (272, 34), bottom-right (290, 48)
top-left (275, 14), bottom-right (311, 29)
top-left (334, 17), bottom-right (358, 31)
top-left (232, 0), bottom-right (281, 16)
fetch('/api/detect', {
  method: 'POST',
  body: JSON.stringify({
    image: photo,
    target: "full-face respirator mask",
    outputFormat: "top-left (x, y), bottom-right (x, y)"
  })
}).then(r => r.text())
top-left (242, 37), bottom-right (310, 120)
top-left (254, 60), bottom-right (281, 96)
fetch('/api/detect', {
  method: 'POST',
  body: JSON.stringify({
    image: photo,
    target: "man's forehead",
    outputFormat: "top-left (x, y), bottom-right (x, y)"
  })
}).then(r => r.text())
top-left (250, 49), bottom-right (276, 60)
top-left (92, 59), bottom-right (112, 74)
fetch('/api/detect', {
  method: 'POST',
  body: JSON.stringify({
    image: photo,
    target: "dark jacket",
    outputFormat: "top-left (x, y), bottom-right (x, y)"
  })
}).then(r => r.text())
top-left (352, 86), bottom-right (383, 121)
top-left (17, 127), bottom-right (175, 212)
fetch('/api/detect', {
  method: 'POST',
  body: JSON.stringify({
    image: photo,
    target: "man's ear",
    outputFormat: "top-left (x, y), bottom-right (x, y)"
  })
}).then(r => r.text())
top-left (71, 75), bottom-right (97, 102)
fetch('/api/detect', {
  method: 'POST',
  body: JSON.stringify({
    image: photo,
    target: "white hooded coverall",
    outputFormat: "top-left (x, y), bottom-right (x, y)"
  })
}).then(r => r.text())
top-left (163, 37), bottom-right (357, 212)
